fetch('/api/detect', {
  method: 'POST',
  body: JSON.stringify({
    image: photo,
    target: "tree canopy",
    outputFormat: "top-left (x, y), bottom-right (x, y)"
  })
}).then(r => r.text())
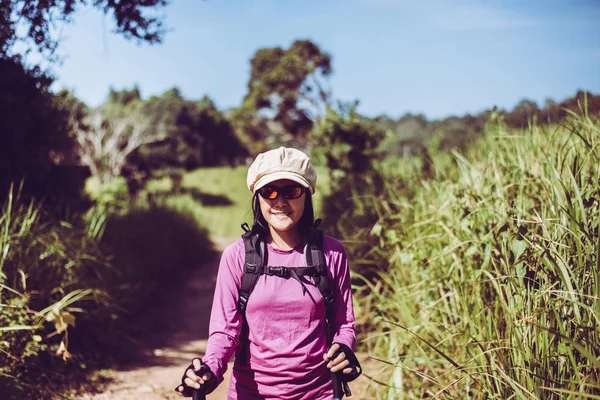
top-left (1, 0), bottom-right (167, 61)
top-left (243, 39), bottom-right (332, 138)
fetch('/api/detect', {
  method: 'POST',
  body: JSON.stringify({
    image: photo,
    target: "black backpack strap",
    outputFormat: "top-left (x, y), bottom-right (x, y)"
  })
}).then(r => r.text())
top-left (304, 220), bottom-right (335, 340)
top-left (264, 265), bottom-right (320, 295)
top-left (236, 231), bottom-right (265, 365)
top-left (304, 220), bottom-right (352, 397)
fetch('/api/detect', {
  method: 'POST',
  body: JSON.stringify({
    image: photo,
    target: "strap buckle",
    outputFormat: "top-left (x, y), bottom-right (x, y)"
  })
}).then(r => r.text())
top-left (245, 264), bottom-right (257, 273)
top-left (238, 293), bottom-right (249, 312)
top-left (323, 290), bottom-right (335, 304)
top-left (266, 266), bottom-right (289, 277)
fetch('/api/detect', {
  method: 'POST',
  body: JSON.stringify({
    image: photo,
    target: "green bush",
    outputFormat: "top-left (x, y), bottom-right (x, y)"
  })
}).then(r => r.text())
top-left (0, 186), bottom-right (113, 398)
top-left (310, 103), bottom-right (388, 278)
top-left (0, 179), bottom-right (216, 398)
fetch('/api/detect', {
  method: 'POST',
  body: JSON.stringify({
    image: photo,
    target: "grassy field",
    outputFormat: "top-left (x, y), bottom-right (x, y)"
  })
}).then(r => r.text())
top-left (182, 165), bottom-right (254, 241)
top-left (148, 164), bottom-right (333, 242)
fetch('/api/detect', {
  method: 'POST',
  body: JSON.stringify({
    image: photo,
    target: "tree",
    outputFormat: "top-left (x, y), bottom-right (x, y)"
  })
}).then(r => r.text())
top-left (243, 39), bottom-right (332, 138)
top-left (1, 0), bottom-right (167, 62)
top-left (227, 107), bottom-right (272, 156)
top-left (505, 99), bottom-right (540, 128)
top-left (311, 101), bottom-right (384, 183)
top-left (118, 89), bottom-right (249, 194)
top-left (310, 102), bottom-right (385, 270)
top-left (0, 58), bottom-right (85, 206)
top-left (72, 107), bottom-right (166, 184)
top-left (129, 89), bottom-right (248, 169)
top-left (0, 1), bottom-right (169, 209)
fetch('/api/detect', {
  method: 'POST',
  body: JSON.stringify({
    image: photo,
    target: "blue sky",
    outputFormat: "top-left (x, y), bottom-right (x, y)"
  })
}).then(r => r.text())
top-left (50, 0), bottom-right (600, 120)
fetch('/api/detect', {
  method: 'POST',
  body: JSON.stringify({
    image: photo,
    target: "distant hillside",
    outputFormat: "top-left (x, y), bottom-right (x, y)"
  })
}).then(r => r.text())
top-left (373, 90), bottom-right (600, 157)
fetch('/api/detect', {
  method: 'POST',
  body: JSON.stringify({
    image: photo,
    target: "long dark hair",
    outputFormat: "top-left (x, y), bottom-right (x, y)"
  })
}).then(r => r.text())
top-left (250, 189), bottom-right (315, 243)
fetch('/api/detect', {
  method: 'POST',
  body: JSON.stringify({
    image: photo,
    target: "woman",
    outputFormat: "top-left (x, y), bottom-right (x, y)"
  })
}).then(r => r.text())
top-left (176, 147), bottom-right (360, 399)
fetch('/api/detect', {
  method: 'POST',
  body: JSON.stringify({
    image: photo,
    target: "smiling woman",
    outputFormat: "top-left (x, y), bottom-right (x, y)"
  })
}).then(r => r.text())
top-left (257, 180), bottom-right (307, 248)
top-left (175, 147), bottom-right (362, 400)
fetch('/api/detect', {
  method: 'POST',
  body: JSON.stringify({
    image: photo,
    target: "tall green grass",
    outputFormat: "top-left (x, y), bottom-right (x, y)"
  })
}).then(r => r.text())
top-left (347, 112), bottom-right (599, 399)
top-left (1, 174), bottom-right (217, 398)
top-left (0, 184), bottom-right (113, 398)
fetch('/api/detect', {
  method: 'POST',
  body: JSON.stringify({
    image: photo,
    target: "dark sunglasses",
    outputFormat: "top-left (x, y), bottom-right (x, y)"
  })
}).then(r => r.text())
top-left (258, 185), bottom-right (305, 200)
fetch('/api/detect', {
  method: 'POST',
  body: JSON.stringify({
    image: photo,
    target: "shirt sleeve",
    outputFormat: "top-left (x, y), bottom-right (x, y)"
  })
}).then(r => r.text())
top-left (325, 237), bottom-right (357, 351)
top-left (201, 240), bottom-right (244, 384)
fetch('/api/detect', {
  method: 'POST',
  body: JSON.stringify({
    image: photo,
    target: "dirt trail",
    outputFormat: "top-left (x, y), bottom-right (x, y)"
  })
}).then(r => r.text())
top-left (76, 238), bottom-right (233, 400)
top-left (75, 238), bottom-right (377, 400)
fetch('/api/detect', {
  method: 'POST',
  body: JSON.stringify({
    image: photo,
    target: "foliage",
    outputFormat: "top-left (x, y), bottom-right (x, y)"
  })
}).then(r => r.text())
top-left (103, 87), bottom-right (249, 194)
top-left (243, 39), bottom-right (332, 139)
top-left (343, 111), bottom-right (600, 399)
top-left (140, 90), bottom-right (248, 167)
top-left (312, 102), bottom-right (384, 183)
top-left (227, 107), bottom-right (272, 156)
top-left (73, 105), bottom-right (166, 184)
top-left (0, 186), bottom-right (113, 398)
top-left (0, 58), bottom-right (90, 212)
top-left (1, 0), bottom-right (167, 62)
top-left (310, 102), bottom-right (386, 270)
top-left (58, 86), bottom-right (249, 191)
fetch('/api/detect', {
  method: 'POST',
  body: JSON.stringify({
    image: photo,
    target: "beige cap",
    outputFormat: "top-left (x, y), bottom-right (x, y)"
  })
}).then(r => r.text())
top-left (247, 147), bottom-right (317, 194)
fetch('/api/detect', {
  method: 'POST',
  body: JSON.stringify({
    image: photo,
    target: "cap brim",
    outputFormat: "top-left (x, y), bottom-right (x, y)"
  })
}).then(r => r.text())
top-left (253, 172), bottom-right (312, 193)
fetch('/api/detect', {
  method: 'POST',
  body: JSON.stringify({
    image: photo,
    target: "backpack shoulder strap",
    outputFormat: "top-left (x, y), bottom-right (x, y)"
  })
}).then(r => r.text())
top-left (238, 230), bottom-right (265, 313)
top-left (304, 219), bottom-right (336, 341)
top-left (305, 220), bottom-right (356, 397)
top-left (236, 226), bottom-right (266, 365)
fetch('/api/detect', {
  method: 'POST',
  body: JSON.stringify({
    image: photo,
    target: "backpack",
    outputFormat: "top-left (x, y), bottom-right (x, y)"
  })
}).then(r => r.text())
top-left (234, 219), bottom-right (361, 398)
top-left (235, 219), bottom-right (335, 365)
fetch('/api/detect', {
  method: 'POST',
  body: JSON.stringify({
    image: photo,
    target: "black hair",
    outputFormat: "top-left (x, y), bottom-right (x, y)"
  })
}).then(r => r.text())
top-left (250, 188), bottom-right (315, 243)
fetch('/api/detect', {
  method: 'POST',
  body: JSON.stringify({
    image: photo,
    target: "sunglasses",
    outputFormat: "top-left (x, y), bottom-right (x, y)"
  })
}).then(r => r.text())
top-left (258, 185), bottom-right (305, 200)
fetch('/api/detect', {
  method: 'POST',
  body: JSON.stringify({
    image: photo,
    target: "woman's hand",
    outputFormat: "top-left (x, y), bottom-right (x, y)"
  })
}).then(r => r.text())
top-left (323, 343), bottom-right (354, 374)
top-left (175, 358), bottom-right (214, 396)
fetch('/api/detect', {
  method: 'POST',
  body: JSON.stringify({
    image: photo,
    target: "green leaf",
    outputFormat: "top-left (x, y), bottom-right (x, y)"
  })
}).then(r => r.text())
top-left (511, 239), bottom-right (527, 261)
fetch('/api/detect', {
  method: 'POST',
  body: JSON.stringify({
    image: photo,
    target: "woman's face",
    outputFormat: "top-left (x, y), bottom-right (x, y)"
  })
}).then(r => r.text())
top-left (258, 179), bottom-right (306, 235)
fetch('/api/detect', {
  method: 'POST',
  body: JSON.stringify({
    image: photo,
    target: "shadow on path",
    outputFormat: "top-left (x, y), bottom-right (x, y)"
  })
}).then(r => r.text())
top-left (76, 238), bottom-right (234, 400)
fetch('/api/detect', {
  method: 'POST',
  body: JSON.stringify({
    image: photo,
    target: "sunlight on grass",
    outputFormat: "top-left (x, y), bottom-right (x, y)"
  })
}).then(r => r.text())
top-left (181, 165), bottom-right (331, 242)
top-left (183, 165), bottom-right (253, 242)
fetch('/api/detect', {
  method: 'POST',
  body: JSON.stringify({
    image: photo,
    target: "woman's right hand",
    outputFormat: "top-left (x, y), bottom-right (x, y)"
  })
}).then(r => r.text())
top-left (175, 358), bottom-right (214, 396)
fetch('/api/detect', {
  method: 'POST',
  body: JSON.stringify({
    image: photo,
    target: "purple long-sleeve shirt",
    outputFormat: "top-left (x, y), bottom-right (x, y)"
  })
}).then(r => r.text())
top-left (202, 235), bottom-right (356, 400)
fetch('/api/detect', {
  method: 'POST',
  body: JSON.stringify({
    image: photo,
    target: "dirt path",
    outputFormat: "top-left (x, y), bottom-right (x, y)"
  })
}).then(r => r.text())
top-left (75, 238), bottom-right (232, 400)
top-left (74, 238), bottom-right (378, 400)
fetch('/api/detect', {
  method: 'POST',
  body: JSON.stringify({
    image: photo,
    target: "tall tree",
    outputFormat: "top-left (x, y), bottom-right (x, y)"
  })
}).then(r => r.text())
top-left (243, 39), bottom-right (332, 138)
